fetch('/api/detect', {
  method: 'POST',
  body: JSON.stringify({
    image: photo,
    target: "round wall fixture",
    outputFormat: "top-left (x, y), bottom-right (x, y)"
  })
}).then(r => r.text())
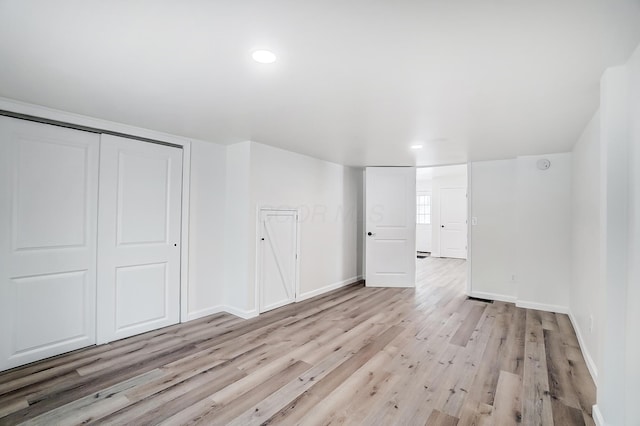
top-left (536, 159), bottom-right (551, 170)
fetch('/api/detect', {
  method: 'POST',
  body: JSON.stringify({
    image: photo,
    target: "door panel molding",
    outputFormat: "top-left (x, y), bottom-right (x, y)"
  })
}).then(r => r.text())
top-left (440, 187), bottom-right (468, 259)
top-left (257, 208), bottom-right (299, 313)
top-left (0, 96), bottom-right (192, 326)
top-left (96, 134), bottom-right (183, 344)
top-left (365, 167), bottom-right (416, 288)
top-left (0, 116), bottom-right (99, 371)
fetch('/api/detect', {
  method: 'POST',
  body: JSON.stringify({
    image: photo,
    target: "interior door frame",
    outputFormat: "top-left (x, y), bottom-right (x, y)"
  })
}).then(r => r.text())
top-left (0, 97), bottom-right (193, 323)
top-left (255, 207), bottom-right (300, 314)
top-left (466, 163), bottom-right (473, 296)
top-left (415, 163), bottom-right (472, 296)
top-left (416, 190), bottom-right (432, 253)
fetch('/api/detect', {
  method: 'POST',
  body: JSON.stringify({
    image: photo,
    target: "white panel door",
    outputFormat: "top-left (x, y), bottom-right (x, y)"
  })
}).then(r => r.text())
top-left (258, 209), bottom-right (298, 313)
top-left (365, 167), bottom-right (416, 287)
top-left (97, 135), bottom-right (182, 344)
top-left (440, 187), bottom-right (468, 259)
top-left (0, 116), bottom-right (99, 371)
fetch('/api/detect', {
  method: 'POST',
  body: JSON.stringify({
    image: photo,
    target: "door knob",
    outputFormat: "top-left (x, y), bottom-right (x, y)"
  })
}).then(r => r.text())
top-left (441, 225), bottom-right (445, 228)
top-left (367, 232), bottom-right (374, 236)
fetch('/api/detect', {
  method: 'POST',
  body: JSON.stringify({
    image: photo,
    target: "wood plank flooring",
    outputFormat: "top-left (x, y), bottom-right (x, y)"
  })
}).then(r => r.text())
top-left (0, 257), bottom-right (596, 425)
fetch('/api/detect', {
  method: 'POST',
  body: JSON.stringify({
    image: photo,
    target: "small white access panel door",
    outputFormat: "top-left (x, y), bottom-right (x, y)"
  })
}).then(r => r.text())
top-left (0, 117), bottom-right (99, 371)
top-left (97, 135), bottom-right (183, 344)
top-left (365, 167), bottom-right (416, 287)
top-left (258, 209), bottom-right (298, 313)
top-left (440, 187), bottom-right (468, 259)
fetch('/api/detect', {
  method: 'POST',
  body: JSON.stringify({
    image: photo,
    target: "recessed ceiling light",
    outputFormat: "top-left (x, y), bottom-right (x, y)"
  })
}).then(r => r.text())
top-left (252, 50), bottom-right (276, 64)
top-left (410, 144), bottom-right (424, 150)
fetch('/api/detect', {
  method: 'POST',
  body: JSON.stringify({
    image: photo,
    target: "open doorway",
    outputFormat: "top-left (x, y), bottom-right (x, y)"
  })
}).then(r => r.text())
top-left (416, 164), bottom-right (469, 292)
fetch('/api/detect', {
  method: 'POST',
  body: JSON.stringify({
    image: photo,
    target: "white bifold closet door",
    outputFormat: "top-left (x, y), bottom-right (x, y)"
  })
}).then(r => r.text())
top-left (96, 135), bottom-right (183, 344)
top-left (0, 117), bottom-right (100, 371)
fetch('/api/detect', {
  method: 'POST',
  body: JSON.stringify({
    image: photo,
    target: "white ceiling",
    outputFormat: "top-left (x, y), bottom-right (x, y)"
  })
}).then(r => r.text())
top-left (417, 164), bottom-right (467, 181)
top-left (1, 1), bottom-right (639, 167)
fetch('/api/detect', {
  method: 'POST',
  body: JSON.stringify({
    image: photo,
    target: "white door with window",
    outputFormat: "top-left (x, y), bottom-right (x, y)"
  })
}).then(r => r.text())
top-left (0, 117), bottom-right (100, 370)
top-left (258, 209), bottom-right (298, 313)
top-left (416, 192), bottom-right (432, 253)
top-left (440, 187), bottom-right (468, 259)
top-left (365, 167), bottom-right (416, 287)
top-left (96, 135), bottom-right (183, 344)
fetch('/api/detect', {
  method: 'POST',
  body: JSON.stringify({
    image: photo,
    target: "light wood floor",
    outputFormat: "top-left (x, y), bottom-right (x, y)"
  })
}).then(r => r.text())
top-left (0, 257), bottom-right (595, 425)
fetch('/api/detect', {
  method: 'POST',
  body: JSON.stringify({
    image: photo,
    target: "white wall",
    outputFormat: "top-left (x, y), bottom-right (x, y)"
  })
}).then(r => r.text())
top-left (416, 179), bottom-right (432, 252)
top-left (515, 153), bottom-right (572, 312)
top-left (223, 142), bottom-right (252, 315)
top-left (250, 142), bottom-right (363, 302)
top-left (223, 142), bottom-right (363, 315)
top-left (187, 141), bottom-right (227, 320)
top-left (469, 42), bottom-right (640, 422)
top-left (470, 159), bottom-right (517, 301)
top-left (570, 111), bottom-right (602, 384)
top-left (625, 42), bottom-right (640, 426)
top-left (470, 154), bottom-right (572, 312)
top-left (593, 42), bottom-right (640, 426)
top-left (598, 65), bottom-right (630, 426)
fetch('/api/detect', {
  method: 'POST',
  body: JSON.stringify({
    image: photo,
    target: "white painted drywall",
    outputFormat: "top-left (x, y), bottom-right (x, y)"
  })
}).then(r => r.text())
top-left (470, 159), bottom-right (517, 301)
top-left (3, 3), bottom-right (640, 168)
top-left (593, 42), bottom-right (640, 426)
top-left (223, 142), bottom-right (252, 315)
top-left (187, 140), bottom-right (227, 320)
top-left (223, 142), bottom-right (363, 314)
top-left (430, 172), bottom-right (468, 258)
top-left (570, 110), bottom-right (602, 383)
top-left (515, 153), bottom-right (572, 312)
top-left (468, 51), bottom-right (639, 421)
top-left (625, 42), bottom-right (640, 426)
top-left (597, 65), bottom-right (630, 426)
top-left (249, 142), bottom-right (363, 303)
top-left (470, 154), bottom-right (572, 311)
top-left (416, 179), bottom-right (432, 253)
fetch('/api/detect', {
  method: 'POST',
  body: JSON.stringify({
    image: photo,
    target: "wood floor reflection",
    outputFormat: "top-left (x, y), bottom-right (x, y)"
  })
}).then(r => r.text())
top-left (0, 257), bottom-right (595, 425)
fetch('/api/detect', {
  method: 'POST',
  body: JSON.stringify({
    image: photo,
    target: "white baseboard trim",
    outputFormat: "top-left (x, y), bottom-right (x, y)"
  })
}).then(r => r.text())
top-left (469, 291), bottom-right (517, 303)
top-left (186, 304), bottom-right (259, 321)
top-left (515, 300), bottom-right (569, 314)
top-left (186, 305), bottom-right (227, 322)
top-left (223, 305), bottom-right (259, 319)
top-left (187, 277), bottom-right (363, 323)
top-left (296, 276), bottom-right (363, 302)
top-left (592, 405), bottom-right (605, 426)
top-left (568, 310), bottom-right (599, 386)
